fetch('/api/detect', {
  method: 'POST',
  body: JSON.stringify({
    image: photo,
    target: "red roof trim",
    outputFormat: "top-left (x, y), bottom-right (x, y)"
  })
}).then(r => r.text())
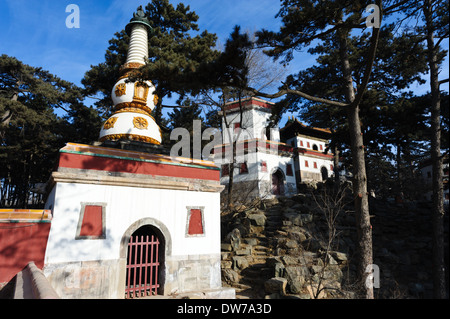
top-left (224, 97), bottom-right (274, 111)
top-left (58, 152), bottom-right (220, 181)
top-left (297, 148), bottom-right (334, 159)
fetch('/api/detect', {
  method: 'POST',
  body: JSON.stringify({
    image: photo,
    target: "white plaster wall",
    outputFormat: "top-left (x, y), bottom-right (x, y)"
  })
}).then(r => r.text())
top-left (223, 109), bottom-right (279, 144)
top-left (216, 150), bottom-right (297, 197)
top-left (287, 136), bottom-right (327, 151)
top-left (257, 152), bottom-right (297, 196)
top-left (44, 182), bottom-right (221, 264)
top-left (298, 154), bottom-right (334, 178)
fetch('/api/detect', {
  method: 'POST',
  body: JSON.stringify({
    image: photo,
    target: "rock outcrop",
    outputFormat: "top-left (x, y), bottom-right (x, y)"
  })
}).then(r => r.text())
top-left (220, 182), bottom-right (449, 299)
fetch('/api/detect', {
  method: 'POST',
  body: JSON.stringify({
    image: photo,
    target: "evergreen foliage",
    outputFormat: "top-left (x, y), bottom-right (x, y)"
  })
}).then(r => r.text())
top-left (0, 54), bottom-right (101, 208)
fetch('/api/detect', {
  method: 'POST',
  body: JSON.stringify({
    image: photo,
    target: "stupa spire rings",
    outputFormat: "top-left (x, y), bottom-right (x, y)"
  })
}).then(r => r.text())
top-left (99, 6), bottom-right (162, 145)
top-left (124, 6), bottom-right (151, 67)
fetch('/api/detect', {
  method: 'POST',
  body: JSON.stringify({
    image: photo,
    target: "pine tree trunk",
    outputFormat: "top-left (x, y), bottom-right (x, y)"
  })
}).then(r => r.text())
top-left (0, 88), bottom-right (17, 140)
top-left (396, 140), bottom-right (403, 201)
top-left (333, 145), bottom-right (340, 186)
top-left (338, 28), bottom-right (374, 299)
top-left (347, 104), bottom-right (373, 299)
top-left (226, 94), bottom-right (244, 207)
top-left (424, 0), bottom-right (446, 299)
top-left (227, 142), bottom-right (236, 207)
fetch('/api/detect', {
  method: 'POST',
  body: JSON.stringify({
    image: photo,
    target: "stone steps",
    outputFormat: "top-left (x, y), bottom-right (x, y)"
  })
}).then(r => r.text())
top-left (221, 194), bottom-right (354, 299)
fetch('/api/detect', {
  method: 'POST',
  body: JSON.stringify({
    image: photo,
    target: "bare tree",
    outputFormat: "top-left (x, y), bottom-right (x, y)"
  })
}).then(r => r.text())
top-left (198, 30), bottom-right (288, 207)
top-left (309, 182), bottom-right (353, 298)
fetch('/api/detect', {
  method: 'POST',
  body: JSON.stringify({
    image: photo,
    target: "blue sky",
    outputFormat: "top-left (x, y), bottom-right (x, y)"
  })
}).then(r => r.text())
top-left (0, 0), bottom-right (448, 122)
top-left (0, 0), bottom-right (288, 87)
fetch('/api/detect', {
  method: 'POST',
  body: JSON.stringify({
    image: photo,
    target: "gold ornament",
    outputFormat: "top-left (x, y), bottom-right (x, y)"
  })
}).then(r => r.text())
top-left (133, 82), bottom-right (149, 103)
top-left (153, 94), bottom-right (159, 106)
top-left (114, 83), bottom-right (126, 97)
top-left (133, 117), bottom-right (149, 130)
top-left (103, 117), bottom-right (118, 130)
top-left (100, 134), bottom-right (161, 145)
top-left (114, 102), bottom-right (152, 115)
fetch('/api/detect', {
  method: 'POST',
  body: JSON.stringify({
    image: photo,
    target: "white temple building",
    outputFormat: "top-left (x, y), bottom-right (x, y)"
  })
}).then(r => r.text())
top-left (212, 97), bottom-right (334, 200)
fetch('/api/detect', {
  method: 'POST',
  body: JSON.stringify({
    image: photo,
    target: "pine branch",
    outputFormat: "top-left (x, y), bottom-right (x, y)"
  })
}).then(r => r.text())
top-left (246, 84), bottom-right (348, 108)
top-left (351, 0), bottom-right (382, 108)
top-left (161, 104), bottom-right (191, 108)
top-left (438, 78), bottom-right (449, 85)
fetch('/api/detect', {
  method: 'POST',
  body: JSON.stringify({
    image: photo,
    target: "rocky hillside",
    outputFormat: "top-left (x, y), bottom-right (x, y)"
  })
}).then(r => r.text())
top-left (220, 183), bottom-right (449, 299)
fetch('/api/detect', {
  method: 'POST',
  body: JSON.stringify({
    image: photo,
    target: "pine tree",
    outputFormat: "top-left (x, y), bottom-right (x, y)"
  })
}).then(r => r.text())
top-left (281, 24), bottom-right (430, 200)
top-left (420, 0), bottom-right (449, 298)
top-left (249, 0), bottom-right (389, 298)
top-left (389, 0), bottom-right (449, 298)
top-left (166, 97), bottom-right (205, 155)
top-left (0, 54), bottom-right (91, 207)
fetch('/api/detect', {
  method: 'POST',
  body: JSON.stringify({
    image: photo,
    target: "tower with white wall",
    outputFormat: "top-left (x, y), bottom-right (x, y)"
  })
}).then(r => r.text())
top-left (42, 7), bottom-right (233, 299)
top-left (213, 97), bottom-right (297, 200)
top-left (280, 117), bottom-right (334, 184)
top-left (213, 97), bottom-right (335, 201)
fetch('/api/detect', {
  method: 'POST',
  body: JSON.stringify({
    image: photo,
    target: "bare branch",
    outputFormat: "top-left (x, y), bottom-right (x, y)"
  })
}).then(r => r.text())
top-left (383, 0), bottom-right (413, 15)
top-left (85, 95), bottom-right (102, 101)
top-left (435, 30), bottom-right (450, 48)
top-left (161, 104), bottom-right (191, 109)
top-left (56, 103), bottom-right (70, 113)
top-left (438, 78), bottom-right (449, 85)
top-left (246, 85), bottom-right (349, 107)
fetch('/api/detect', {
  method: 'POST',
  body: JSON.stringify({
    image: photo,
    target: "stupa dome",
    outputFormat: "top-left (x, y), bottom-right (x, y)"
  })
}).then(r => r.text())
top-left (99, 111), bottom-right (162, 144)
top-left (111, 78), bottom-right (158, 114)
top-left (98, 7), bottom-right (162, 145)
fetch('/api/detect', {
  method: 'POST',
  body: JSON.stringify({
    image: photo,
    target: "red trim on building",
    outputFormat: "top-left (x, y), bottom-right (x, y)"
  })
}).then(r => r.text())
top-left (297, 148), bottom-right (334, 159)
top-left (213, 139), bottom-right (294, 155)
top-left (224, 97), bottom-right (274, 112)
top-left (58, 152), bottom-right (220, 181)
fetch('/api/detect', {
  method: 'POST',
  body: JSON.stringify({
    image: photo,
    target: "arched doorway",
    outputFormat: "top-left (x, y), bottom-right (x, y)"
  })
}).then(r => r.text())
top-left (125, 225), bottom-right (165, 298)
top-left (320, 166), bottom-right (329, 181)
top-left (271, 168), bottom-right (285, 195)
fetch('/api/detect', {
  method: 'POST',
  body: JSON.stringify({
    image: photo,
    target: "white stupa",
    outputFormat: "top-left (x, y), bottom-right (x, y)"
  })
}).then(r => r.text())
top-left (99, 6), bottom-right (162, 145)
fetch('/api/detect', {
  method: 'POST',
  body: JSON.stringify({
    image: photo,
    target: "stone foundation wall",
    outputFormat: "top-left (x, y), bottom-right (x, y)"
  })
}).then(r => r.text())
top-left (299, 171), bottom-right (322, 182)
top-left (44, 254), bottom-right (229, 299)
top-left (44, 259), bottom-right (125, 299)
top-left (164, 254), bottom-right (222, 295)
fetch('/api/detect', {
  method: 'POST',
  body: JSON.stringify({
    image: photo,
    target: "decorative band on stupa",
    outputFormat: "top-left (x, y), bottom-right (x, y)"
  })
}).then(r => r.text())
top-left (99, 6), bottom-right (162, 145)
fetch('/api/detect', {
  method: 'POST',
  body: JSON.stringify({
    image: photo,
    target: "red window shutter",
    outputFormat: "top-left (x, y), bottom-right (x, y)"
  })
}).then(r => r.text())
top-left (307, 142), bottom-right (310, 148)
top-left (305, 160), bottom-right (309, 168)
top-left (188, 209), bottom-right (204, 235)
top-left (314, 162), bottom-right (317, 169)
top-left (79, 205), bottom-right (103, 237)
top-left (221, 164), bottom-right (229, 177)
top-left (261, 161), bottom-right (267, 172)
top-left (286, 164), bottom-right (293, 176)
